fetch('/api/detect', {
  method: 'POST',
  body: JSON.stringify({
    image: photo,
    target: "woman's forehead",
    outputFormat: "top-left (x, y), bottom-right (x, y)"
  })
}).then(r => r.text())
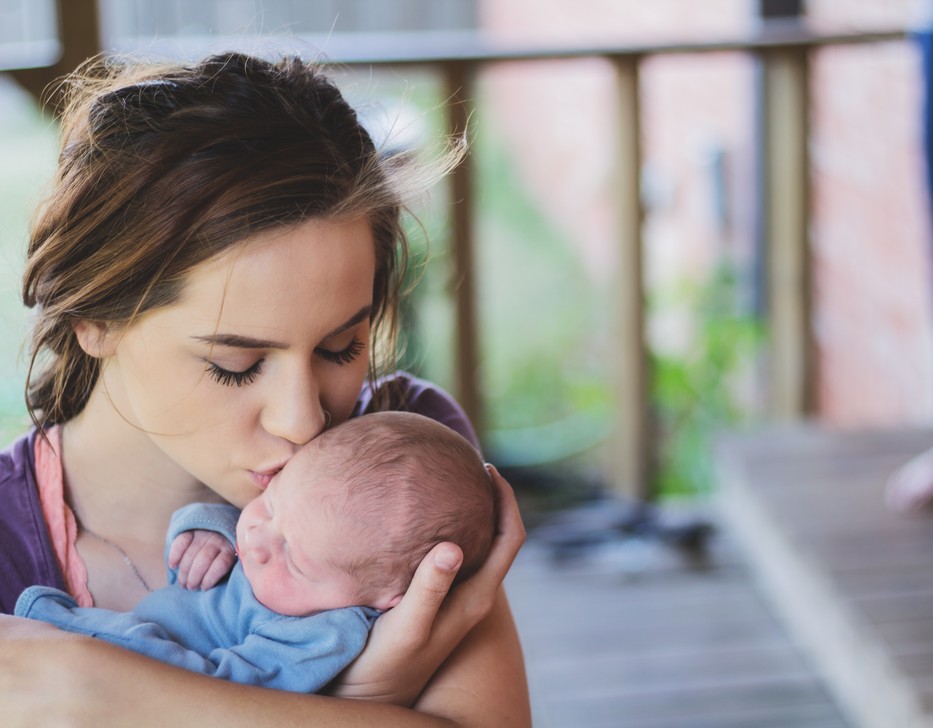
top-left (172, 219), bottom-right (376, 331)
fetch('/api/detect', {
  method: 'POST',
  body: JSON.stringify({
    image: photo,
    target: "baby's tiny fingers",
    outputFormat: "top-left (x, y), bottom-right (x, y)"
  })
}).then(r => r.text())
top-left (200, 551), bottom-right (237, 590)
top-left (167, 531), bottom-right (194, 569)
top-left (185, 546), bottom-right (223, 590)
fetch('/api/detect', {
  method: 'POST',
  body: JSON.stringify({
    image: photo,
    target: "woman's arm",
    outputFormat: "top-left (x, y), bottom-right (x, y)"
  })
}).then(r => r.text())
top-left (1, 466), bottom-right (529, 726)
top-left (0, 587), bottom-right (527, 728)
top-left (415, 588), bottom-right (530, 726)
top-left (0, 618), bottom-right (452, 728)
top-left (414, 466), bottom-right (531, 726)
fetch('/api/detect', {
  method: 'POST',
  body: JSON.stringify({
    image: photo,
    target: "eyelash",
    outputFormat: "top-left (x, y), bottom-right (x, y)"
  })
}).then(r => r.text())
top-left (205, 338), bottom-right (365, 388)
top-left (206, 360), bottom-right (263, 387)
top-left (316, 338), bottom-right (365, 366)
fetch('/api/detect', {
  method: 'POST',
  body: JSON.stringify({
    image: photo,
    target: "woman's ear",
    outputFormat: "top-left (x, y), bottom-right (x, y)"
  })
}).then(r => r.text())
top-left (73, 321), bottom-right (119, 358)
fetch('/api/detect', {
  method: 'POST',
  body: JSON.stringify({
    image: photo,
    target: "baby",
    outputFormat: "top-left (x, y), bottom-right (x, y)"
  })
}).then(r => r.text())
top-left (16, 411), bottom-right (496, 693)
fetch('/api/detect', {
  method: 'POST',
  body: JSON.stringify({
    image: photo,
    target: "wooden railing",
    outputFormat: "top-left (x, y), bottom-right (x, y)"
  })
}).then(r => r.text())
top-left (319, 22), bottom-right (907, 499)
top-left (4, 9), bottom-right (909, 499)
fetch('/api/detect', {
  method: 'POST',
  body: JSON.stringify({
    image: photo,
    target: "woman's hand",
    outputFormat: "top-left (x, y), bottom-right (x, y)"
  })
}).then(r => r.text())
top-left (330, 465), bottom-right (526, 706)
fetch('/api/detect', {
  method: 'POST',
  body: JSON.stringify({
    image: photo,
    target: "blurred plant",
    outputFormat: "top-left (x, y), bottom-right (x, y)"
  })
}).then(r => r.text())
top-left (649, 262), bottom-right (762, 498)
top-left (385, 95), bottom-right (761, 503)
top-left (395, 237), bottom-right (431, 375)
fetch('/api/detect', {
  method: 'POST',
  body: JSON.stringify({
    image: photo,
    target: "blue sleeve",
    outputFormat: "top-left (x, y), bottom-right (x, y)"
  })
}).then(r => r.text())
top-left (355, 372), bottom-right (480, 451)
top-left (16, 584), bottom-right (378, 692)
top-left (15, 584), bottom-right (226, 676)
top-left (167, 503), bottom-right (240, 548)
top-left (207, 607), bottom-right (378, 692)
top-left (164, 503), bottom-right (240, 584)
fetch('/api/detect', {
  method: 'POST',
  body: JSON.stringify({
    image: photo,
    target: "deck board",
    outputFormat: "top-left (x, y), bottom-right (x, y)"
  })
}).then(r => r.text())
top-left (506, 518), bottom-right (851, 726)
top-left (716, 424), bottom-right (933, 728)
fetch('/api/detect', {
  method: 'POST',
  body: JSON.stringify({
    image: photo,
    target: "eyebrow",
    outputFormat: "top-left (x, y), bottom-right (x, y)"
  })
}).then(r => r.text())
top-left (191, 305), bottom-right (372, 350)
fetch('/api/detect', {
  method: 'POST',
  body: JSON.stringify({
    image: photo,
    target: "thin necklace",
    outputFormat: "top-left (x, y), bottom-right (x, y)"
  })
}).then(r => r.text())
top-left (75, 516), bottom-right (153, 593)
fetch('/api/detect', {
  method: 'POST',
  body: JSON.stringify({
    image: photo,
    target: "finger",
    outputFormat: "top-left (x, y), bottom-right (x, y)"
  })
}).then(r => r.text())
top-left (199, 551), bottom-right (236, 590)
top-left (476, 464), bottom-right (526, 586)
top-left (185, 546), bottom-right (223, 590)
top-left (386, 542), bottom-right (462, 647)
top-left (175, 551), bottom-right (191, 589)
top-left (175, 542), bottom-right (203, 588)
top-left (167, 532), bottom-right (194, 569)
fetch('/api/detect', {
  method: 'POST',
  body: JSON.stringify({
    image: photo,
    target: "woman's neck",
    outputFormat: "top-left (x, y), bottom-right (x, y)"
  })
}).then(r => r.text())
top-left (60, 385), bottom-right (219, 546)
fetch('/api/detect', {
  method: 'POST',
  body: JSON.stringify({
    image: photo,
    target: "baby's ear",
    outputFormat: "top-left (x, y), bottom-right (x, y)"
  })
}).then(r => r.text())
top-left (372, 592), bottom-right (404, 611)
top-left (73, 321), bottom-right (120, 358)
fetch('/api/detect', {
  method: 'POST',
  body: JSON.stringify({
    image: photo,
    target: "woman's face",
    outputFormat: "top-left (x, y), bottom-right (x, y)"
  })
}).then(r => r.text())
top-left (96, 217), bottom-right (376, 507)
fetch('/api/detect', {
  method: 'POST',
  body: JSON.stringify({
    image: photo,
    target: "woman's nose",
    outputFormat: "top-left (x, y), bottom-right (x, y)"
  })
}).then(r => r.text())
top-left (260, 367), bottom-right (328, 446)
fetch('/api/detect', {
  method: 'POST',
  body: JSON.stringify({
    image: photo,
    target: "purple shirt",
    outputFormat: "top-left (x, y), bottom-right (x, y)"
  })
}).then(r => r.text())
top-left (0, 374), bottom-right (477, 614)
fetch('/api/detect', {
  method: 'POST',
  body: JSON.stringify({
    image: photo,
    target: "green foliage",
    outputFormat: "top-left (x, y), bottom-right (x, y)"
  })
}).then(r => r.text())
top-left (471, 114), bottom-right (609, 435)
top-left (0, 81), bottom-right (59, 431)
top-left (650, 263), bottom-right (761, 498)
top-left (397, 102), bottom-right (612, 447)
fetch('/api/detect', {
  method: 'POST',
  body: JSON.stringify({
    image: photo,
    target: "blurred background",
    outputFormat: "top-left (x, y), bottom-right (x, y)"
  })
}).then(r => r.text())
top-left (2, 1), bottom-right (931, 726)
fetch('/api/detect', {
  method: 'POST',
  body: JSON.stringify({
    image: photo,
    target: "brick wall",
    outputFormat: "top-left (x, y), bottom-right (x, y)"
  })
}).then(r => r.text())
top-left (477, 0), bottom-right (932, 426)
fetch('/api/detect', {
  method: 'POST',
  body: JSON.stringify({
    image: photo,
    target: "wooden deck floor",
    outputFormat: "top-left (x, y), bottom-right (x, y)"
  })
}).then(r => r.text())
top-left (505, 501), bottom-right (852, 727)
top-left (717, 425), bottom-right (933, 728)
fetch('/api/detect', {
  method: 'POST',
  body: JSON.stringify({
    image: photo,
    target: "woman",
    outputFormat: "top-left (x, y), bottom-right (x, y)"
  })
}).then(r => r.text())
top-left (0, 52), bottom-right (529, 725)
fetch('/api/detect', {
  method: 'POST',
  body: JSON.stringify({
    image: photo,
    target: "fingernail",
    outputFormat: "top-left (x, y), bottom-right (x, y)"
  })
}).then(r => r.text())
top-left (435, 547), bottom-right (461, 572)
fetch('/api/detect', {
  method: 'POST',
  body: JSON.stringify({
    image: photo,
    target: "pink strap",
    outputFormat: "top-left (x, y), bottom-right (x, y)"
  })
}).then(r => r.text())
top-left (34, 426), bottom-right (93, 607)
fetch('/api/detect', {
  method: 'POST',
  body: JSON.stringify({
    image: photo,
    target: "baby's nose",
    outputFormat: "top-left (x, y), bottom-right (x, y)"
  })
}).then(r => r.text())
top-left (246, 526), bottom-right (272, 564)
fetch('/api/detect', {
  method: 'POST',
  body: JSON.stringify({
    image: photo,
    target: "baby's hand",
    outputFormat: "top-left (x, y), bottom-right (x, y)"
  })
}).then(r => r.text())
top-left (168, 530), bottom-right (236, 590)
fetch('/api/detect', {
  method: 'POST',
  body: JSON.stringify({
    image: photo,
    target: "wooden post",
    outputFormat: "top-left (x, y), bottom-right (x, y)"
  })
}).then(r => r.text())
top-left (760, 47), bottom-right (813, 417)
top-left (759, 0), bottom-right (803, 16)
top-left (442, 62), bottom-right (483, 436)
top-left (609, 57), bottom-right (650, 499)
top-left (10, 0), bottom-right (102, 110)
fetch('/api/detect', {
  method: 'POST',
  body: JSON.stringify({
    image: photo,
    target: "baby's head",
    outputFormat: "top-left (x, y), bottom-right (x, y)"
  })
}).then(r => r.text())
top-left (236, 411), bottom-right (496, 616)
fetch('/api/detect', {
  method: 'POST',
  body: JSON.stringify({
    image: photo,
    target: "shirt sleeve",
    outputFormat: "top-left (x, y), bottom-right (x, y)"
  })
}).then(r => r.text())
top-left (167, 503), bottom-right (240, 549)
top-left (16, 583), bottom-right (378, 693)
top-left (354, 372), bottom-right (481, 452)
top-left (164, 503), bottom-right (241, 585)
top-left (207, 607), bottom-right (379, 692)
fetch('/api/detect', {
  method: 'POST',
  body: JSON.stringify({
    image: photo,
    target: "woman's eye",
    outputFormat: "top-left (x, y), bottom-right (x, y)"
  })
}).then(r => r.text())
top-left (206, 359), bottom-right (264, 387)
top-left (316, 338), bottom-right (365, 366)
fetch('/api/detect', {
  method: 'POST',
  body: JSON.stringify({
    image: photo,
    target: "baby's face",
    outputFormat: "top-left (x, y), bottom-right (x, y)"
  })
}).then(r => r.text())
top-left (235, 441), bottom-right (363, 616)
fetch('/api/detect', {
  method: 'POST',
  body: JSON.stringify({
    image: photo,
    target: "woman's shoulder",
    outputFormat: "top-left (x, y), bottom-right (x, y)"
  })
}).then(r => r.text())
top-left (0, 429), bottom-right (61, 614)
top-left (354, 372), bottom-right (480, 450)
top-left (0, 428), bottom-right (35, 468)
top-left (0, 429), bottom-right (41, 496)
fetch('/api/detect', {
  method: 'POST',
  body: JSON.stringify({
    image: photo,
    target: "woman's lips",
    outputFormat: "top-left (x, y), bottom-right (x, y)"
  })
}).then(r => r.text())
top-left (250, 467), bottom-right (283, 490)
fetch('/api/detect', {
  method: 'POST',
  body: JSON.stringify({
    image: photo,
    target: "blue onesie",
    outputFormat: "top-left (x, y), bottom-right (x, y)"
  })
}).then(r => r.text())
top-left (15, 503), bottom-right (380, 693)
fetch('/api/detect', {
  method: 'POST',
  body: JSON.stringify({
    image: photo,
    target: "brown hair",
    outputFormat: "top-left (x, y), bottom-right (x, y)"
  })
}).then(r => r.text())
top-left (319, 411), bottom-right (496, 598)
top-left (22, 52), bottom-right (460, 428)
